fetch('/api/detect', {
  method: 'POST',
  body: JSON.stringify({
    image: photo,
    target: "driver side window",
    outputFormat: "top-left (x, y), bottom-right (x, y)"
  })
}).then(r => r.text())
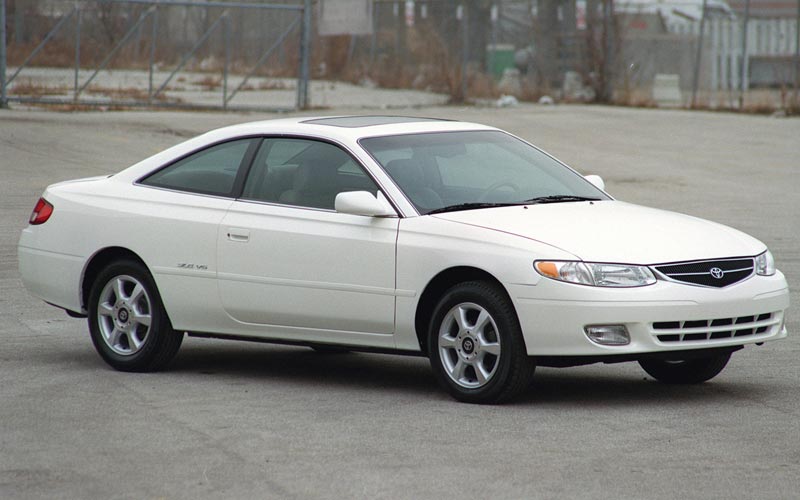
top-left (241, 138), bottom-right (379, 210)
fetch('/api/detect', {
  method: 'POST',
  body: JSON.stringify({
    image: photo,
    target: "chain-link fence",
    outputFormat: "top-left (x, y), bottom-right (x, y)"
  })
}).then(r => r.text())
top-left (325, 0), bottom-right (799, 111)
top-left (2, 0), bottom-right (799, 112)
top-left (1, 0), bottom-right (312, 110)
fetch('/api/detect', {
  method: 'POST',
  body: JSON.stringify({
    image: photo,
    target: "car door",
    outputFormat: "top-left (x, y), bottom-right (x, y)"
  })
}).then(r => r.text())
top-left (134, 137), bottom-right (259, 332)
top-left (217, 137), bottom-right (399, 336)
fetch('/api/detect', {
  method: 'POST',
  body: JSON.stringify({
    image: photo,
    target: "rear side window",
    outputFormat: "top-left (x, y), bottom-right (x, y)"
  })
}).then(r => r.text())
top-left (141, 139), bottom-right (254, 196)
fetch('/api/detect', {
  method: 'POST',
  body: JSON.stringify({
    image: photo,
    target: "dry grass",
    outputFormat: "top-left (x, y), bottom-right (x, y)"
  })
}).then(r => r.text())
top-left (84, 85), bottom-right (177, 103)
top-left (259, 79), bottom-right (290, 90)
top-left (613, 87), bottom-right (657, 108)
top-left (193, 76), bottom-right (222, 91)
top-left (9, 80), bottom-right (69, 97)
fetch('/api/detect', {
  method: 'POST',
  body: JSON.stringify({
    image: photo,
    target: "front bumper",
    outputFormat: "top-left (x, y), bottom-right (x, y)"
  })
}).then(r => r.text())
top-left (508, 272), bottom-right (789, 356)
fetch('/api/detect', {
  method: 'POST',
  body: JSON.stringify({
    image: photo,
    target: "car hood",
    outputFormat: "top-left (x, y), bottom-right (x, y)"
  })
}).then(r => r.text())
top-left (432, 201), bottom-right (765, 264)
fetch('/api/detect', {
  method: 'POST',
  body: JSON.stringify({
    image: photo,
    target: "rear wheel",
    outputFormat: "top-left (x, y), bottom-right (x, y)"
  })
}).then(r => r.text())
top-left (88, 260), bottom-right (183, 372)
top-left (638, 352), bottom-right (732, 384)
top-left (427, 281), bottom-right (533, 404)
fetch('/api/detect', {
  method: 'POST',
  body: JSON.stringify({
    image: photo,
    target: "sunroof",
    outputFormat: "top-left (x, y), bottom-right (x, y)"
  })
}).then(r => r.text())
top-left (302, 116), bottom-right (447, 128)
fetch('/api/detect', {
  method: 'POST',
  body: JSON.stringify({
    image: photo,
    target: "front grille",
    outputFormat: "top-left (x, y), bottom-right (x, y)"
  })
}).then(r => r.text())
top-left (652, 312), bottom-right (779, 343)
top-left (654, 258), bottom-right (754, 288)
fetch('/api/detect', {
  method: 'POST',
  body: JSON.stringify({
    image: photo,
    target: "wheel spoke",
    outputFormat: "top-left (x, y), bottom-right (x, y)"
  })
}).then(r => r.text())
top-left (108, 327), bottom-right (123, 348)
top-left (113, 278), bottom-right (126, 301)
top-left (480, 340), bottom-right (501, 356)
top-left (451, 359), bottom-right (467, 381)
top-left (129, 283), bottom-right (145, 305)
top-left (127, 331), bottom-right (143, 350)
top-left (133, 312), bottom-right (151, 328)
top-left (438, 335), bottom-right (456, 349)
top-left (98, 302), bottom-right (115, 317)
top-left (474, 362), bottom-right (488, 384)
top-left (474, 309), bottom-right (491, 333)
top-left (455, 306), bottom-right (470, 333)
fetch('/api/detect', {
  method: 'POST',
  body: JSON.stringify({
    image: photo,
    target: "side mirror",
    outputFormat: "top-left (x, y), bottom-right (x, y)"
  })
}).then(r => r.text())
top-left (335, 191), bottom-right (395, 217)
top-left (585, 174), bottom-right (605, 191)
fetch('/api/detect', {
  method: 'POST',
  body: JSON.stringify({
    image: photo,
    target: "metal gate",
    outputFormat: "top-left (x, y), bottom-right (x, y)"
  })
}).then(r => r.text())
top-left (1, 0), bottom-right (312, 111)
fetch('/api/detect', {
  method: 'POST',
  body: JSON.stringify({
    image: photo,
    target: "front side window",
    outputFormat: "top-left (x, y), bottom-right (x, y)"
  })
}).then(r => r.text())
top-left (361, 131), bottom-right (609, 214)
top-left (141, 139), bottom-right (254, 196)
top-left (241, 138), bottom-right (379, 210)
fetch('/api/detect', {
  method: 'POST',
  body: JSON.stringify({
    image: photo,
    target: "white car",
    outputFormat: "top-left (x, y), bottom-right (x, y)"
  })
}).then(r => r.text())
top-left (18, 116), bottom-right (790, 403)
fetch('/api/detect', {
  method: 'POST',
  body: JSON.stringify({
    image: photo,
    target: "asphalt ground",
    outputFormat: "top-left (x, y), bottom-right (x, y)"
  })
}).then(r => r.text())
top-left (1, 105), bottom-right (798, 499)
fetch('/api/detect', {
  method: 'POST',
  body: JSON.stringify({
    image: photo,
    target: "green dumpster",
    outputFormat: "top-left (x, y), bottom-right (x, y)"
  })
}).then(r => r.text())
top-left (487, 44), bottom-right (516, 79)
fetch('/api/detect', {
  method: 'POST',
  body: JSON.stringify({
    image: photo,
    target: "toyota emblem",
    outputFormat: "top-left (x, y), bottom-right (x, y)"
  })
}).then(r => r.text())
top-left (709, 267), bottom-right (724, 279)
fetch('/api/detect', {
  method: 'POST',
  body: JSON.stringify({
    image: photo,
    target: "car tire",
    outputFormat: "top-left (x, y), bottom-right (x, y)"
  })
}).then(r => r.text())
top-left (427, 281), bottom-right (534, 404)
top-left (88, 259), bottom-right (183, 372)
top-left (638, 352), bottom-right (732, 384)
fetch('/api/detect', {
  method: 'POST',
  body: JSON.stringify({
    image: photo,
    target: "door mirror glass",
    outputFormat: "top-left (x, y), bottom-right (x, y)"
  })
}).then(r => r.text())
top-left (585, 174), bottom-right (605, 191)
top-left (335, 191), bottom-right (395, 217)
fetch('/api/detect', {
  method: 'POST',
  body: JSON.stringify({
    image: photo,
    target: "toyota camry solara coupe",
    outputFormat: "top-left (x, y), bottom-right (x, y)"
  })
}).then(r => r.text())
top-left (18, 116), bottom-right (790, 403)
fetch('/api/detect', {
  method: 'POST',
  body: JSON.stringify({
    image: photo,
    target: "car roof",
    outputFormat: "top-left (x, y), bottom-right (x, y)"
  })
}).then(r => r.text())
top-left (300, 116), bottom-right (451, 128)
top-left (204, 115), bottom-right (497, 143)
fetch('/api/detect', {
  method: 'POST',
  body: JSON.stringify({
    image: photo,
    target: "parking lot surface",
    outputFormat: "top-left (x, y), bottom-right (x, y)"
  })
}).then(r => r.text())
top-left (1, 105), bottom-right (798, 499)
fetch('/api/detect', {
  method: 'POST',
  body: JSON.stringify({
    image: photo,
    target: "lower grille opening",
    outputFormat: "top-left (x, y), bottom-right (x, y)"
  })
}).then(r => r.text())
top-left (653, 321), bottom-right (680, 330)
top-left (651, 312), bottom-right (778, 343)
top-left (683, 333), bottom-right (708, 341)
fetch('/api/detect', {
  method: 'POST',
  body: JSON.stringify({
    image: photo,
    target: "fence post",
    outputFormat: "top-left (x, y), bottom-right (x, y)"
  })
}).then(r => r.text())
top-left (794, 0), bottom-right (799, 105)
top-left (691, 0), bottom-right (708, 108)
top-left (461, 3), bottom-right (469, 102)
top-left (601, 0), bottom-right (614, 102)
top-left (223, 14), bottom-right (230, 110)
top-left (148, 7), bottom-right (158, 102)
top-left (739, 0), bottom-right (750, 109)
top-left (297, 0), bottom-right (311, 110)
top-left (370, 1), bottom-right (378, 66)
top-left (1, 0), bottom-right (8, 109)
top-left (74, 8), bottom-right (82, 102)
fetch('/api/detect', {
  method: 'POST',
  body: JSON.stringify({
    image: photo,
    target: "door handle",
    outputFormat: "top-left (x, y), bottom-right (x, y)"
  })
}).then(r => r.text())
top-left (227, 228), bottom-right (250, 242)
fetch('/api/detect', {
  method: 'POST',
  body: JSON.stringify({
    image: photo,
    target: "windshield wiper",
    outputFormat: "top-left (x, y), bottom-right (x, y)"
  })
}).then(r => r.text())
top-left (427, 202), bottom-right (522, 215)
top-left (524, 195), bottom-right (601, 204)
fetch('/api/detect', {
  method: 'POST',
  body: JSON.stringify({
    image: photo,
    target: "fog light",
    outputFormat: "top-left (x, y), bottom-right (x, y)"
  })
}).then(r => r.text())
top-left (584, 325), bottom-right (630, 346)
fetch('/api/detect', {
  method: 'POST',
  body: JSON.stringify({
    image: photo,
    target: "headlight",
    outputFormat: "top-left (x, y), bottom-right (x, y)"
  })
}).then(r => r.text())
top-left (755, 250), bottom-right (775, 276)
top-left (534, 260), bottom-right (656, 287)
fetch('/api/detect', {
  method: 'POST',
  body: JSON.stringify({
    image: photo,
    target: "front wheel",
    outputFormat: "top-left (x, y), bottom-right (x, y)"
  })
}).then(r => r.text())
top-left (638, 352), bottom-right (732, 384)
top-left (427, 281), bottom-right (534, 404)
top-left (88, 260), bottom-right (183, 372)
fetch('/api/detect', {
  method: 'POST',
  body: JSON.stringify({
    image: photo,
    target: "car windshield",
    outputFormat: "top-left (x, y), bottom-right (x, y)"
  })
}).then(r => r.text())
top-left (360, 130), bottom-right (609, 214)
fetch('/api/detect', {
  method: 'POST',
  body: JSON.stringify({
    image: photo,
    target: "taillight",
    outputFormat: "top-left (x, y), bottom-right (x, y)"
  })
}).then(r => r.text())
top-left (29, 198), bottom-right (54, 225)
